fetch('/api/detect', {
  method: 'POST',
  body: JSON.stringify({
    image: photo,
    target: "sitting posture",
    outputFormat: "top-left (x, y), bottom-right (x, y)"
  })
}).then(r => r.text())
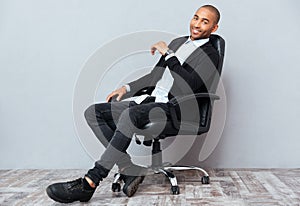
top-left (46, 4), bottom-right (221, 203)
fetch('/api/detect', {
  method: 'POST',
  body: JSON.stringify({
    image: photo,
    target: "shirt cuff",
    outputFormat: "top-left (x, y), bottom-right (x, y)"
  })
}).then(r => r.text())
top-left (164, 53), bottom-right (175, 61)
top-left (124, 84), bottom-right (131, 92)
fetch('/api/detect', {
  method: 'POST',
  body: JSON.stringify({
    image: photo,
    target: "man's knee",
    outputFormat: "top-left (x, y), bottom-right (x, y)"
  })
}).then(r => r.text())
top-left (118, 108), bottom-right (131, 121)
top-left (84, 104), bottom-right (97, 123)
top-left (118, 107), bottom-right (141, 128)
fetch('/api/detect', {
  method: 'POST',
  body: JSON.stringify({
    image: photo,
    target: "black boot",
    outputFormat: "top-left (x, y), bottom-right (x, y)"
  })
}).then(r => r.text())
top-left (46, 178), bottom-right (95, 203)
top-left (122, 174), bottom-right (145, 197)
top-left (119, 164), bottom-right (147, 197)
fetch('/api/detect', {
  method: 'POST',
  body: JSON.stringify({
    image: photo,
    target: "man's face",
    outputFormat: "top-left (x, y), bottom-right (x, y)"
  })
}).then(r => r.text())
top-left (190, 7), bottom-right (218, 40)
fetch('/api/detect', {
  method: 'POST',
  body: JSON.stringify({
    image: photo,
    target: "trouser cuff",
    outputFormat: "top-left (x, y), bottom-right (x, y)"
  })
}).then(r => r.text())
top-left (85, 162), bottom-right (110, 186)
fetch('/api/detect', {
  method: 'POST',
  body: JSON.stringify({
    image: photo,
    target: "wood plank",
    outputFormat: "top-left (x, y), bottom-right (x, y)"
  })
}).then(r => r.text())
top-left (0, 169), bottom-right (299, 205)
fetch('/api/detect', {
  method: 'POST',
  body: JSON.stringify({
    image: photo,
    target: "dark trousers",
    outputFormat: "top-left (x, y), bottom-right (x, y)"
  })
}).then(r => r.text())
top-left (84, 99), bottom-right (175, 185)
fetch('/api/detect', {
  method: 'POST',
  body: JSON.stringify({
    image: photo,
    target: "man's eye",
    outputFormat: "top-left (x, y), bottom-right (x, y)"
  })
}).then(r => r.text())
top-left (203, 21), bottom-right (208, 24)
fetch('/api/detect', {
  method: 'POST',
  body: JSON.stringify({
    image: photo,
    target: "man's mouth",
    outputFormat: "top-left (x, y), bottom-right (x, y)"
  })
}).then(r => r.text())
top-left (192, 29), bottom-right (201, 35)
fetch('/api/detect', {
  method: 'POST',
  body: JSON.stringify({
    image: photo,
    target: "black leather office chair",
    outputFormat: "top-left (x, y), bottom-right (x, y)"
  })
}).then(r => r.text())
top-left (112, 34), bottom-right (225, 195)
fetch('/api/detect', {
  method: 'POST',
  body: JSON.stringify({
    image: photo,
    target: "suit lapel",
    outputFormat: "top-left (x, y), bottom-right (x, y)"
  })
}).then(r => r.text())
top-left (150, 37), bottom-right (188, 87)
top-left (172, 36), bottom-right (189, 52)
top-left (183, 41), bottom-right (211, 66)
top-left (170, 37), bottom-right (211, 67)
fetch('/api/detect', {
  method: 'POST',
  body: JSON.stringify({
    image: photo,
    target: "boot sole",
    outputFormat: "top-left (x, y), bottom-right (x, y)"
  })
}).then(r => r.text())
top-left (122, 176), bottom-right (145, 197)
top-left (46, 186), bottom-right (72, 203)
top-left (46, 186), bottom-right (91, 203)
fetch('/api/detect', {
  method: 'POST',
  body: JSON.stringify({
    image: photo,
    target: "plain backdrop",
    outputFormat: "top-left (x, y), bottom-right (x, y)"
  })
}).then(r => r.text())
top-left (1, 0), bottom-right (300, 169)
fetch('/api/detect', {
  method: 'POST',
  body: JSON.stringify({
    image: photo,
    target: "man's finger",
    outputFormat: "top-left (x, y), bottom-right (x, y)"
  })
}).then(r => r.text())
top-left (116, 94), bottom-right (122, 101)
top-left (106, 92), bottom-right (114, 102)
top-left (150, 46), bottom-right (157, 55)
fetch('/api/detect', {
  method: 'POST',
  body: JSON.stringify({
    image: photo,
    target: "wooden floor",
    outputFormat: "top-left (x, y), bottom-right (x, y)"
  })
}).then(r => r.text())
top-left (0, 168), bottom-right (299, 205)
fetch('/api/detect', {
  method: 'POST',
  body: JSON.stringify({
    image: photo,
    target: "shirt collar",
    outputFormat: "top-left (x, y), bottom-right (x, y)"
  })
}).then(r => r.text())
top-left (186, 37), bottom-right (209, 47)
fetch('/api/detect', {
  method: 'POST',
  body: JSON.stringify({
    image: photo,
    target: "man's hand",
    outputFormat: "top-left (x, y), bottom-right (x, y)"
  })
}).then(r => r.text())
top-left (106, 86), bottom-right (127, 102)
top-left (150, 41), bottom-right (169, 55)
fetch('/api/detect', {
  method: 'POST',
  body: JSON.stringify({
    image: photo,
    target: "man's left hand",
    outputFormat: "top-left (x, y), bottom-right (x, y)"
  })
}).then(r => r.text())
top-left (150, 41), bottom-right (169, 55)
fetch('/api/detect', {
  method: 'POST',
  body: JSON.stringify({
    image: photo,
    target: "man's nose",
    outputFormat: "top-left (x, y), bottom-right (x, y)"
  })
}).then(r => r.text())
top-left (193, 20), bottom-right (201, 28)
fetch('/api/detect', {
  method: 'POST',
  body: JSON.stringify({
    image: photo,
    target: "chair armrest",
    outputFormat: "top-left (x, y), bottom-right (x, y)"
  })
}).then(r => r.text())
top-left (168, 93), bottom-right (220, 130)
top-left (168, 93), bottom-right (220, 106)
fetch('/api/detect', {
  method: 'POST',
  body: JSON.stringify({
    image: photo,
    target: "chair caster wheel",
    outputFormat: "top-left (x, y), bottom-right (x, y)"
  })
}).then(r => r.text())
top-left (112, 183), bottom-right (121, 192)
top-left (171, 186), bottom-right (180, 195)
top-left (201, 176), bottom-right (210, 184)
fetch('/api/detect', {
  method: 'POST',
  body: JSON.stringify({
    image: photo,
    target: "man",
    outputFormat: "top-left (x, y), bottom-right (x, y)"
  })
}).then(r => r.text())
top-left (46, 5), bottom-right (220, 203)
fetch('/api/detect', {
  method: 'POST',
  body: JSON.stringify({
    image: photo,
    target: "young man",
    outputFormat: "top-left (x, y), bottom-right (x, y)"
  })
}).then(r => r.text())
top-left (46, 5), bottom-right (220, 203)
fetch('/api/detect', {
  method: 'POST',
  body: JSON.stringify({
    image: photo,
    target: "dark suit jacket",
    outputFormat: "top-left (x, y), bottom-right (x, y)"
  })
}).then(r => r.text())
top-left (127, 35), bottom-right (219, 100)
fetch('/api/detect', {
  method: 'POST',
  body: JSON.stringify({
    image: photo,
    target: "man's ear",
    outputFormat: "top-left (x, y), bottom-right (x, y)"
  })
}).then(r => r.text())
top-left (212, 24), bottom-right (219, 33)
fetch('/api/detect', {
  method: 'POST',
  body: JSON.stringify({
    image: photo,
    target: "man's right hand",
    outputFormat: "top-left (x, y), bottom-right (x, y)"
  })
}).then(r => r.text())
top-left (106, 86), bottom-right (127, 102)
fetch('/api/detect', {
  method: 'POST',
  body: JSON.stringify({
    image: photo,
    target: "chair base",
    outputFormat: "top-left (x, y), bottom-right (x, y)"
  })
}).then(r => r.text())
top-left (112, 138), bottom-right (210, 195)
top-left (112, 164), bottom-right (210, 195)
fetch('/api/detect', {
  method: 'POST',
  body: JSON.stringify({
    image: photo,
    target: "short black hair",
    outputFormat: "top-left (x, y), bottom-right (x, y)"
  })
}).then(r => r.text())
top-left (200, 5), bottom-right (220, 24)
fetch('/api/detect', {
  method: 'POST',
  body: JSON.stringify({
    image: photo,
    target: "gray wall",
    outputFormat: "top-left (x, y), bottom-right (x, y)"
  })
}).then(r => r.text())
top-left (1, 0), bottom-right (300, 169)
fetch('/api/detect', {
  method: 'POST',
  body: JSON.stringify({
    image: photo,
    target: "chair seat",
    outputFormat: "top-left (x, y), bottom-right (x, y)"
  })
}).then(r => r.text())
top-left (138, 120), bottom-right (205, 139)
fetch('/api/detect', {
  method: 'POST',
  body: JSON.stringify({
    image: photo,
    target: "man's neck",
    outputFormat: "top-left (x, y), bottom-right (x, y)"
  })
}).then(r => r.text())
top-left (188, 36), bottom-right (209, 47)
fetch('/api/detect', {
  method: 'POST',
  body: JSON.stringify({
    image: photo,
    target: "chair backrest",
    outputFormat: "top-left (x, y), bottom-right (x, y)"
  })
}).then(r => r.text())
top-left (195, 34), bottom-right (225, 133)
top-left (164, 34), bottom-right (225, 135)
top-left (210, 34), bottom-right (225, 74)
top-left (207, 34), bottom-right (225, 93)
top-left (190, 34), bottom-right (225, 133)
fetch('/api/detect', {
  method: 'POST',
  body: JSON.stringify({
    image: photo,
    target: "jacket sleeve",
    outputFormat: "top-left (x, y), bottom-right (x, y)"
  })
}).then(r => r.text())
top-left (165, 50), bottom-right (219, 93)
top-left (127, 56), bottom-right (165, 95)
top-left (127, 38), bottom-right (180, 95)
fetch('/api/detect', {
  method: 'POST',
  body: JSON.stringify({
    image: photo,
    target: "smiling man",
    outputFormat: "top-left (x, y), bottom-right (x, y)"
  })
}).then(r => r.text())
top-left (46, 5), bottom-right (221, 203)
top-left (190, 6), bottom-right (219, 40)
